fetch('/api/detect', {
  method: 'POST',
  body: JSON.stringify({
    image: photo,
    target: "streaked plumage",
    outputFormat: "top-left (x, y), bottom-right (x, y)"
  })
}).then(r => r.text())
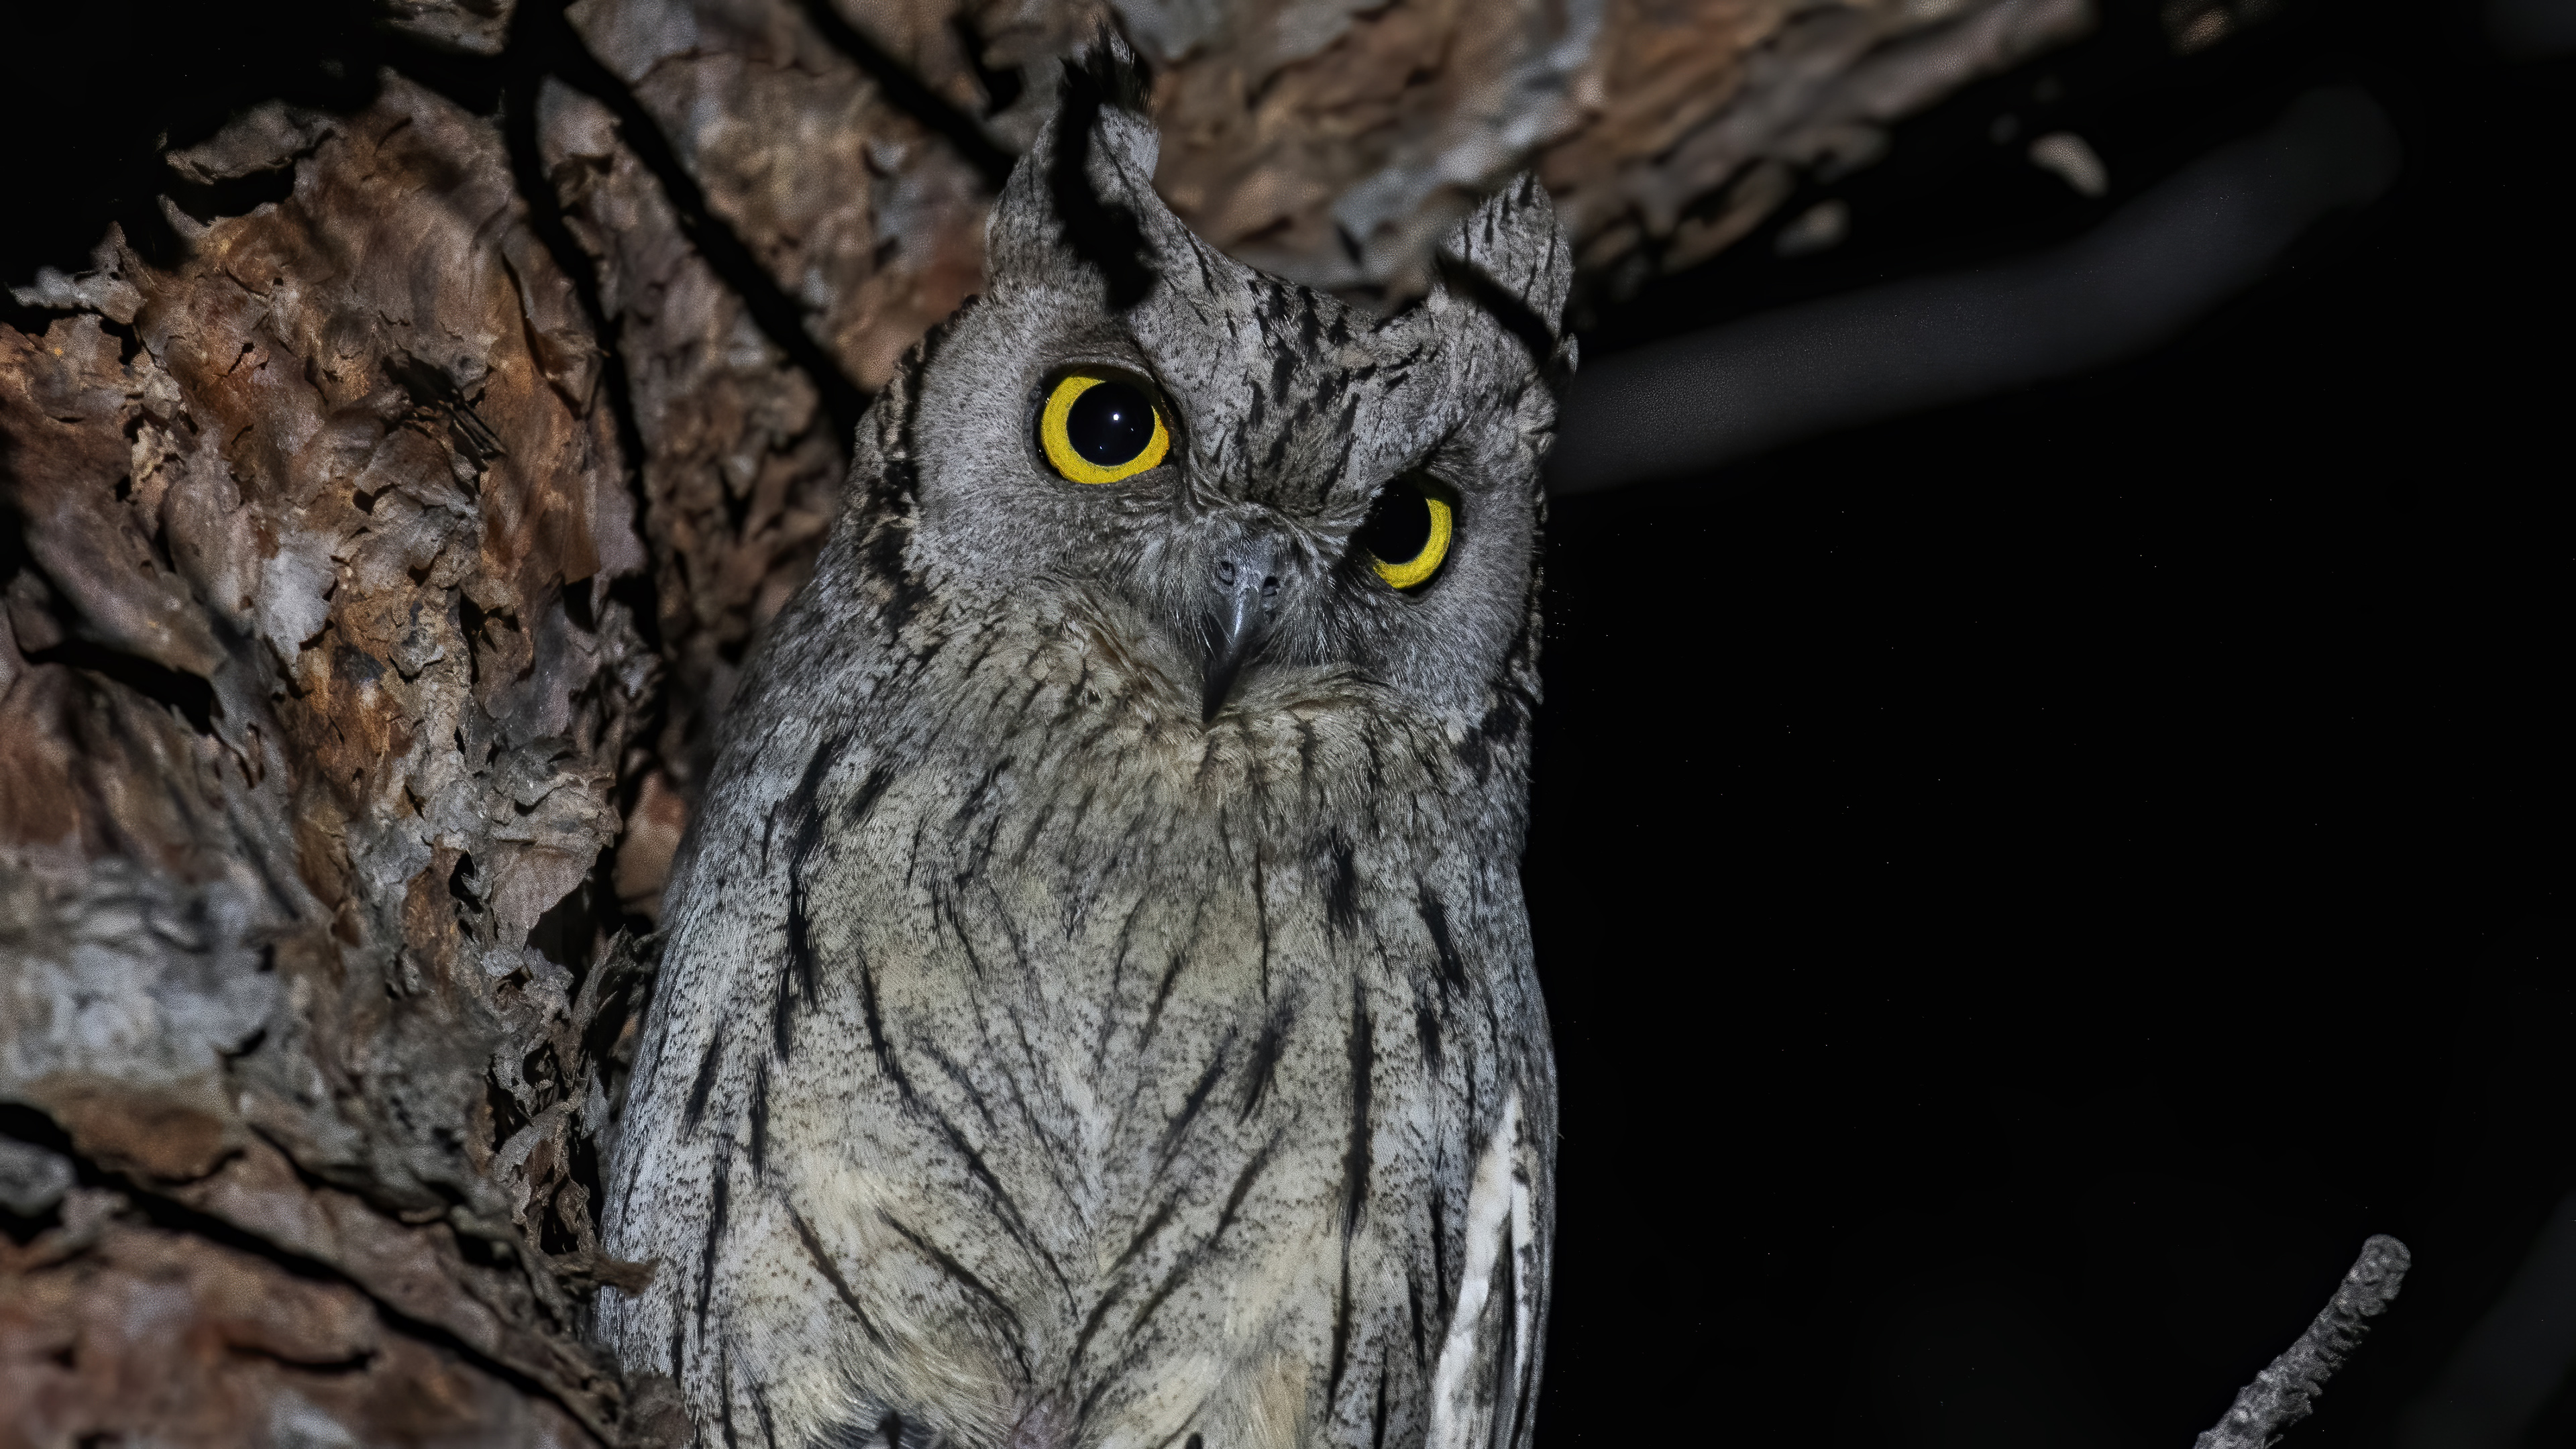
top-left (600, 43), bottom-right (1571, 1449)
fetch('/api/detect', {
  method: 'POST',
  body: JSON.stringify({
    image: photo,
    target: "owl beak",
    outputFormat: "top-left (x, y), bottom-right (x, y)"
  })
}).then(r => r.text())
top-left (1201, 551), bottom-right (1281, 722)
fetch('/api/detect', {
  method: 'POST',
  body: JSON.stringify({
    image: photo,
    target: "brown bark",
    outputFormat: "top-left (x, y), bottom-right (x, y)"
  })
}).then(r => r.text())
top-left (0, 1), bottom-right (2088, 1441)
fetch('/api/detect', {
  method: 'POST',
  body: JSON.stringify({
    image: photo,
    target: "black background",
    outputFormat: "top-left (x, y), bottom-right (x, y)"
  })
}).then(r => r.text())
top-left (4, 1), bottom-right (2569, 1445)
top-left (1529, 3), bottom-right (2573, 1445)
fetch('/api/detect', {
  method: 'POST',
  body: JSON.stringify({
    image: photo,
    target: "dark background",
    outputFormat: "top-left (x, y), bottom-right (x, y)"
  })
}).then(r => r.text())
top-left (1527, 3), bottom-right (2573, 1446)
top-left (5, 1), bottom-right (2568, 1445)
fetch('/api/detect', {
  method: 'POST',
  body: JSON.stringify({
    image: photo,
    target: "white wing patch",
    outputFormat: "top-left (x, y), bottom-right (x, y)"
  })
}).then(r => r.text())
top-left (1426, 1090), bottom-right (1536, 1449)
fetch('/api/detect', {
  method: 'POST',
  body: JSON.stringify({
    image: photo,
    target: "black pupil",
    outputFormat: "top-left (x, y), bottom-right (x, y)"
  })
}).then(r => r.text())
top-left (1356, 481), bottom-right (1433, 564)
top-left (1066, 381), bottom-right (1155, 467)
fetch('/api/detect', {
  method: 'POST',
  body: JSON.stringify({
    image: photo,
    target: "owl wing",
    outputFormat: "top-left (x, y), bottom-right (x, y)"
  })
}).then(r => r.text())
top-left (1424, 1087), bottom-right (1548, 1449)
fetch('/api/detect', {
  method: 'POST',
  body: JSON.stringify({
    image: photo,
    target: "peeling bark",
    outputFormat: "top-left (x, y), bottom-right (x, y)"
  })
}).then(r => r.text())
top-left (3, 76), bottom-right (661, 1447)
top-left (1, 0), bottom-right (2088, 1440)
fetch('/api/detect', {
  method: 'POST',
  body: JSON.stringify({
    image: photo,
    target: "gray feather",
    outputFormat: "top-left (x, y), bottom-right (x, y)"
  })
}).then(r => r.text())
top-left (600, 38), bottom-right (1570, 1449)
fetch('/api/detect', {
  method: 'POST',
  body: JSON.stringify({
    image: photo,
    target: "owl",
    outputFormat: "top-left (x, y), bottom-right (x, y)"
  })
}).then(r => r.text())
top-left (598, 43), bottom-right (1571, 1449)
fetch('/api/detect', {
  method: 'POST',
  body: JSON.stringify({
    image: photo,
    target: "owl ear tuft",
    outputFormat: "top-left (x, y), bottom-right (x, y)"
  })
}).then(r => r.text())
top-left (1430, 176), bottom-right (1574, 375)
top-left (1061, 30), bottom-right (1155, 116)
top-left (983, 30), bottom-right (1175, 312)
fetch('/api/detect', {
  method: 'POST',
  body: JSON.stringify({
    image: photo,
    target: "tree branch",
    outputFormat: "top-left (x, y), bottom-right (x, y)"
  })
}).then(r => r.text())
top-left (2196, 1234), bottom-right (2412, 1449)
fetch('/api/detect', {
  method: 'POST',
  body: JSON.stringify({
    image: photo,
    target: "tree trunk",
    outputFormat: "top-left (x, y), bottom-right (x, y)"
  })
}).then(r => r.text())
top-left (0, 1), bottom-right (2086, 1440)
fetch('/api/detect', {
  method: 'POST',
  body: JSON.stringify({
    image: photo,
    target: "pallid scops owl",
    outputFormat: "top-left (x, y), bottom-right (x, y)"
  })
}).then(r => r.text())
top-left (600, 44), bottom-right (1571, 1449)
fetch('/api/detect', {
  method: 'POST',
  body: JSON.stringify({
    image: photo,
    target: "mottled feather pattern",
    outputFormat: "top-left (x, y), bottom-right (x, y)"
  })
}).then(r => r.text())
top-left (601, 40), bottom-right (1571, 1449)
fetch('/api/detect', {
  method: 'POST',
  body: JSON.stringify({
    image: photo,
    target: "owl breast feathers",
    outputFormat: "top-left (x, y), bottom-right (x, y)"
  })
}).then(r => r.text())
top-left (599, 40), bottom-right (1571, 1449)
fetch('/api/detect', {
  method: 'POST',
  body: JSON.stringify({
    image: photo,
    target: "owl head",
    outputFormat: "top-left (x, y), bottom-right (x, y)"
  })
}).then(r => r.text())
top-left (853, 41), bottom-right (1573, 747)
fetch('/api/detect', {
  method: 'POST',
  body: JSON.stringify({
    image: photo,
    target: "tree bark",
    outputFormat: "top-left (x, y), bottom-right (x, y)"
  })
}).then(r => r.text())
top-left (0, 1), bottom-right (2088, 1441)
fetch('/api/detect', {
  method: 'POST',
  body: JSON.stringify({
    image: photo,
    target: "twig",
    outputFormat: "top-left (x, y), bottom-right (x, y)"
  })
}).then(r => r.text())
top-left (2194, 1234), bottom-right (2411, 1449)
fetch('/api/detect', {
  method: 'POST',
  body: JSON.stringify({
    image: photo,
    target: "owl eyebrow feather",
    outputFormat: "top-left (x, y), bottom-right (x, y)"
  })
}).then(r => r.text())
top-left (1327, 410), bottom-right (1360, 503)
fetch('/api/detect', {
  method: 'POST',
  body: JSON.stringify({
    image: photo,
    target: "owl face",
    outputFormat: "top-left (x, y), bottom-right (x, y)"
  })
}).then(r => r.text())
top-left (891, 59), bottom-right (1574, 731)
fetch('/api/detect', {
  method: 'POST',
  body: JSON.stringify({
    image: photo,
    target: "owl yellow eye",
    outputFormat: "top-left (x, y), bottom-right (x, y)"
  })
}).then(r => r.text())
top-left (1039, 372), bottom-right (1170, 484)
top-left (1358, 476), bottom-right (1454, 590)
